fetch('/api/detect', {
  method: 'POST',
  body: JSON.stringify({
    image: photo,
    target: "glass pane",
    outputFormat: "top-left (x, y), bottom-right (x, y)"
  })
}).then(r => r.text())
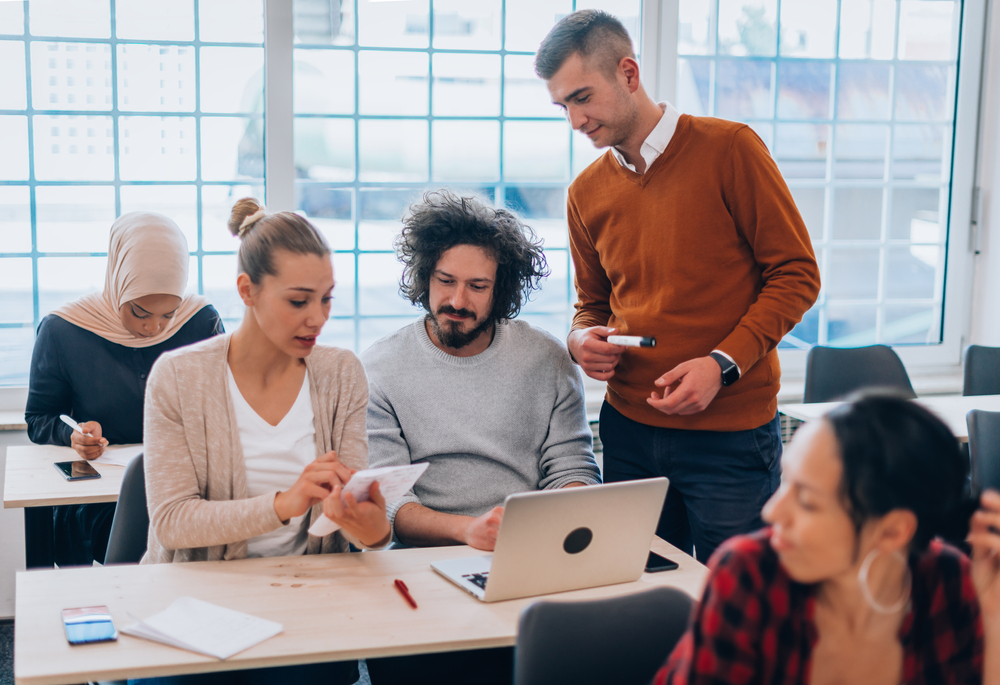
top-left (120, 116), bottom-right (197, 181)
top-left (358, 119), bottom-right (428, 183)
top-left (521, 249), bottom-right (568, 312)
top-left (831, 188), bottom-right (883, 241)
top-left (360, 316), bottom-right (418, 352)
top-left (678, 0), bottom-right (713, 55)
top-left (715, 59), bottom-right (771, 119)
top-left (788, 187), bottom-right (825, 241)
top-left (0, 186), bottom-right (32, 252)
top-left (883, 305), bottom-right (938, 344)
top-left (504, 54), bottom-right (557, 118)
top-left (572, 130), bottom-right (605, 178)
top-left (119, 185), bottom-right (198, 249)
top-left (0, 116), bottom-right (29, 181)
top-left (330, 252), bottom-right (355, 317)
top-left (749, 122), bottom-right (773, 152)
top-left (779, 0), bottom-right (836, 58)
top-left (834, 124), bottom-right (887, 179)
top-left (718, 0), bottom-right (777, 57)
top-left (826, 304), bottom-right (877, 345)
top-left (198, 0), bottom-right (264, 43)
top-left (836, 62), bottom-right (891, 120)
top-left (33, 114), bottom-right (115, 181)
top-left (432, 120), bottom-right (500, 182)
top-left (503, 121), bottom-right (568, 181)
top-left (115, 0), bottom-right (195, 41)
top-left (295, 117), bottom-right (355, 182)
top-left (358, 187), bottom-right (423, 251)
top-left (321, 318), bottom-right (356, 350)
top-left (35, 185), bottom-right (115, 253)
top-left (676, 58), bottom-right (711, 116)
top-left (200, 47), bottom-right (264, 114)
top-left (294, 49), bottom-right (355, 114)
top-left (31, 42), bottom-right (113, 112)
top-left (295, 0), bottom-right (356, 46)
top-left (0, 258), bottom-right (33, 322)
top-left (505, 186), bottom-right (567, 248)
top-left (504, 0), bottom-right (571, 53)
top-left (776, 61), bottom-right (831, 119)
top-left (433, 53), bottom-right (500, 117)
top-left (773, 123), bottom-right (828, 179)
top-left (38, 256), bottom-right (106, 316)
top-left (898, 0), bottom-right (957, 61)
top-left (826, 248), bottom-right (879, 299)
top-left (201, 117), bottom-right (264, 181)
top-left (358, 0), bottom-right (428, 49)
top-left (895, 64), bottom-right (952, 121)
top-left (30, 0), bottom-right (110, 39)
top-left (201, 184), bottom-right (263, 251)
top-left (0, 3), bottom-right (24, 35)
top-left (433, 0), bottom-right (501, 51)
top-left (201, 254), bottom-right (243, 319)
top-left (297, 184), bottom-right (354, 251)
top-left (893, 125), bottom-right (947, 181)
top-left (117, 44), bottom-right (195, 112)
top-left (890, 187), bottom-right (942, 241)
top-left (0, 41), bottom-right (26, 109)
top-left (884, 245), bottom-right (939, 300)
top-left (359, 253), bottom-right (410, 315)
top-left (838, 0), bottom-right (895, 60)
top-left (0, 328), bottom-right (34, 385)
top-left (358, 50), bottom-right (428, 116)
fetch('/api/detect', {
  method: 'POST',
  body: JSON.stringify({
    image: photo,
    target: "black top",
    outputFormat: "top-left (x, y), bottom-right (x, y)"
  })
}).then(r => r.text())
top-left (25, 306), bottom-right (224, 447)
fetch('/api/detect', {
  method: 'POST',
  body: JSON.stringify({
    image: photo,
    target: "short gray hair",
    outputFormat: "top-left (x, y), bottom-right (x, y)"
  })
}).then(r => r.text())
top-left (534, 10), bottom-right (635, 80)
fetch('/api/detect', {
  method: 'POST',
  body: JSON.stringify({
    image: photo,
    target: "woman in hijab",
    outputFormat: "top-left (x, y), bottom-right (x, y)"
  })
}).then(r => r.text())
top-left (25, 212), bottom-right (224, 567)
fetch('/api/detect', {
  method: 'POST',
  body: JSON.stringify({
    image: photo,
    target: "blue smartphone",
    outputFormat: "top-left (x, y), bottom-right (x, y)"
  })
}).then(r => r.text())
top-left (61, 606), bottom-right (118, 645)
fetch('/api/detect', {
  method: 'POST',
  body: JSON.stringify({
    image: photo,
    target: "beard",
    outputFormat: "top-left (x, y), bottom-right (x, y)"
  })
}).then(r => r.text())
top-left (426, 305), bottom-right (494, 350)
top-left (595, 83), bottom-right (642, 149)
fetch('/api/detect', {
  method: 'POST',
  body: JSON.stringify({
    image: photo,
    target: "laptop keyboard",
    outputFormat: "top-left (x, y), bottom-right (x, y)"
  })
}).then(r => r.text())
top-left (462, 572), bottom-right (489, 590)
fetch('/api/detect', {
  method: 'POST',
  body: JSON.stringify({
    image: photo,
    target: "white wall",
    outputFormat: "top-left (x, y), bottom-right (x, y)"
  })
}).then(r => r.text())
top-left (0, 432), bottom-right (30, 620)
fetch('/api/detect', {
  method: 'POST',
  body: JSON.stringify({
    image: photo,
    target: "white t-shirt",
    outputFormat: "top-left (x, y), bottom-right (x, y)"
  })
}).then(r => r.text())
top-left (227, 367), bottom-right (316, 558)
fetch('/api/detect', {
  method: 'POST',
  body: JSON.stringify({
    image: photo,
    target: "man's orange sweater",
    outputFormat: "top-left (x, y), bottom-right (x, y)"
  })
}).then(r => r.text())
top-left (567, 114), bottom-right (821, 432)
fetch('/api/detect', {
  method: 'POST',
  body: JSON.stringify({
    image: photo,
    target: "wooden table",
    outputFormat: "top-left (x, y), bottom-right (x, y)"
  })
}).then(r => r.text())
top-left (779, 394), bottom-right (1000, 443)
top-left (4, 444), bottom-right (132, 568)
top-left (14, 539), bottom-right (707, 685)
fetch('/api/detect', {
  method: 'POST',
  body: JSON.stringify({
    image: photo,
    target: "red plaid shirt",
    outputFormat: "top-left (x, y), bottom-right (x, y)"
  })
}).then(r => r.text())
top-left (654, 529), bottom-right (984, 685)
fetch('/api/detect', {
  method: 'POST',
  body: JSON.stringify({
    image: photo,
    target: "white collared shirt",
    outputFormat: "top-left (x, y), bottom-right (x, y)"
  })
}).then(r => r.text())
top-left (611, 102), bottom-right (682, 173)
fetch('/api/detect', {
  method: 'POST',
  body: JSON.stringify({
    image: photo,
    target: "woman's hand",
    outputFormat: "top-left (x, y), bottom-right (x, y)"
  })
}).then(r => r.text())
top-left (70, 421), bottom-right (108, 460)
top-left (323, 480), bottom-right (391, 548)
top-left (273, 451), bottom-right (354, 523)
top-left (969, 489), bottom-right (1000, 634)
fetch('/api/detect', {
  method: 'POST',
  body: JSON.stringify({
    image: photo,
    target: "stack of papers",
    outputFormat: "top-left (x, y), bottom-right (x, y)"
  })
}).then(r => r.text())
top-left (308, 462), bottom-right (429, 537)
top-left (121, 597), bottom-right (283, 660)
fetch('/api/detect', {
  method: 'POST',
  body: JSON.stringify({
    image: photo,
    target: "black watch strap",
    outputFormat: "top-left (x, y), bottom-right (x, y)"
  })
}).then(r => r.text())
top-left (709, 352), bottom-right (740, 386)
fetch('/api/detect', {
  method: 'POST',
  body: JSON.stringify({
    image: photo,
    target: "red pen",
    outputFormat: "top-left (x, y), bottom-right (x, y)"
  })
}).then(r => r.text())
top-left (394, 579), bottom-right (418, 609)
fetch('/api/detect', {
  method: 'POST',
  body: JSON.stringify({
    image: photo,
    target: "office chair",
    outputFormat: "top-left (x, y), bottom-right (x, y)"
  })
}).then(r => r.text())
top-left (968, 410), bottom-right (1000, 493)
top-left (963, 345), bottom-right (1000, 397)
top-left (103, 453), bottom-right (148, 565)
top-left (804, 344), bottom-right (916, 403)
top-left (513, 586), bottom-right (693, 685)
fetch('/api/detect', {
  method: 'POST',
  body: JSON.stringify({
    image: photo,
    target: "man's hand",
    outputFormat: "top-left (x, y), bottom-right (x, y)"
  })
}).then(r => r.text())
top-left (647, 356), bottom-right (723, 416)
top-left (567, 326), bottom-right (626, 381)
top-left (323, 481), bottom-right (391, 548)
top-left (464, 506), bottom-right (504, 551)
top-left (71, 421), bottom-right (108, 460)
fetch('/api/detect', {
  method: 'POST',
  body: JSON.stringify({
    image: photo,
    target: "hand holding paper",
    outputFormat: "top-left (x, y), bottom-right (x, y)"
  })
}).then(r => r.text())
top-left (308, 463), bottom-right (429, 538)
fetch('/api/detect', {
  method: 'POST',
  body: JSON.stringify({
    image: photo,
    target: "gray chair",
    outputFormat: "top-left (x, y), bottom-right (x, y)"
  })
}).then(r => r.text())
top-left (804, 344), bottom-right (916, 403)
top-left (513, 586), bottom-right (693, 685)
top-left (963, 345), bottom-right (1000, 396)
top-left (103, 453), bottom-right (148, 565)
top-left (967, 410), bottom-right (1000, 493)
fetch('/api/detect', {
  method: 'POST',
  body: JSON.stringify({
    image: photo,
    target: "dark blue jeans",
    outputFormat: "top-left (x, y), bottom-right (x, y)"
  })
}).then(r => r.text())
top-left (599, 401), bottom-right (781, 564)
top-left (129, 660), bottom-right (358, 685)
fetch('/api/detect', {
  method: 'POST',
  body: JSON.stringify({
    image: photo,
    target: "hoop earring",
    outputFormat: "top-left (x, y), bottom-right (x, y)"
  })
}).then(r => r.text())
top-left (858, 548), bottom-right (912, 614)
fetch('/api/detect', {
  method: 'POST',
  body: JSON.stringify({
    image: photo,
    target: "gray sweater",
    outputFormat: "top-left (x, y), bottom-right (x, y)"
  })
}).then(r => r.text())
top-left (362, 318), bottom-right (601, 527)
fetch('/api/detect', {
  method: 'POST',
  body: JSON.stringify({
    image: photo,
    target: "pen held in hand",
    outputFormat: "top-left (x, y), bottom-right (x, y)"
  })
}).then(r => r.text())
top-left (59, 414), bottom-right (108, 445)
top-left (394, 579), bottom-right (418, 609)
top-left (607, 335), bottom-right (656, 348)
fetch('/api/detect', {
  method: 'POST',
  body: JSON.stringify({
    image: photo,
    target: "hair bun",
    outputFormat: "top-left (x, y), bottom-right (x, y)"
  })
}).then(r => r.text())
top-left (228, 197), bottom-right (265, 238)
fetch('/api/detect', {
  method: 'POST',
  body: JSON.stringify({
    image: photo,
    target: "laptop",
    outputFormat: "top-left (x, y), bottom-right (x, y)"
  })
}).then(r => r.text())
top-left (431, 478), bottom-right (669, 602)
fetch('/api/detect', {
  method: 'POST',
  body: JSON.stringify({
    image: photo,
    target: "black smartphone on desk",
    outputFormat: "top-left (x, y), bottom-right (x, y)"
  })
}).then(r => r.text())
top-left (54, 460), bottom-right (101, 481)
top-left (61, 606), bottom-right (118, 645)
top-left (645, 551), bottom-right (679, 572)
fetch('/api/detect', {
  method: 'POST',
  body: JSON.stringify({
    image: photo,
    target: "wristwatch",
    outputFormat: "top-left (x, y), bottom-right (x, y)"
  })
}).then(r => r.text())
top-left (709, 352), bottom-right (740, 387)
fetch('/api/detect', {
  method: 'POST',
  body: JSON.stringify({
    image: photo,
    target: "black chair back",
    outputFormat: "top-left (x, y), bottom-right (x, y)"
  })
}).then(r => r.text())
top-left (513, 586), bottom-right (693, 685)
top-left (103, 453), bottom-right (149, 565)
top-left (968, 410), bottom-right (1000, 493)
top-left (963, 345), bottom-right (1000, 397)
top-left (804, 344), bottom-right (916, 403)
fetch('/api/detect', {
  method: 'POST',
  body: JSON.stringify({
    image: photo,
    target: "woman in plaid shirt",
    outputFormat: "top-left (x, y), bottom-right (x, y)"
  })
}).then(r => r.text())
top-left (655, 393), bottom-right (1000, 684)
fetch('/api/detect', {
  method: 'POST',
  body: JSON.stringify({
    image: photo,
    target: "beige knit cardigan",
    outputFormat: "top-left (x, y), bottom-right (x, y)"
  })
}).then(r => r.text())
top-left (141, 333), bottom-right (373, 564)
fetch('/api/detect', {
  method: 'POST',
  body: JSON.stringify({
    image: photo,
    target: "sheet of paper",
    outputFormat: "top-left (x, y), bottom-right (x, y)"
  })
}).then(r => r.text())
top-left (120, 596), bottom-right (282, 660)
top-left (93, 444), bottom-right (144, 467)
top-left (308, 462), bottom-right (429, 537)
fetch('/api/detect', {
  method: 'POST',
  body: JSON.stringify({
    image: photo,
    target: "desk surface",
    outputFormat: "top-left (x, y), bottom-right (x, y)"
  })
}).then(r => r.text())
top-left (779, 394), bottom-right (1000, 443)
top-left (3, 444), bottom-right (128, 509)
top-left (14, 538), bottom-right (707, 685)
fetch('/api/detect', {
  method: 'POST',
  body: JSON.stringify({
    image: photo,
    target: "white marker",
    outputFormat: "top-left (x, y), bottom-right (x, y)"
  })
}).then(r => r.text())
top-left (607, 335), bottom-right (656, 348)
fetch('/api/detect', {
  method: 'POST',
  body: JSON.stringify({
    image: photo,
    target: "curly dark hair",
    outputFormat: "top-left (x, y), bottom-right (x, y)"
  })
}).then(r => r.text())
top-left (396, 190), bottom-right (550, 323)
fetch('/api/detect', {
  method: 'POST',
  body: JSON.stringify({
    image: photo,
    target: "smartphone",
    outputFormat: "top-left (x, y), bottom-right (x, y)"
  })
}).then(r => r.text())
top-left (61, 606), bottom-right (118, 645)
top-left (54, 460), bottom-right (101, 481)
top-left (645, 551), bottom-right (680, 573)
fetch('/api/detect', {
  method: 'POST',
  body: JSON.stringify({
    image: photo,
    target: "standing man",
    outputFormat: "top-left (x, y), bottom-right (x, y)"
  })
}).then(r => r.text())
top-left (536, 11), bottom-right (820, 563)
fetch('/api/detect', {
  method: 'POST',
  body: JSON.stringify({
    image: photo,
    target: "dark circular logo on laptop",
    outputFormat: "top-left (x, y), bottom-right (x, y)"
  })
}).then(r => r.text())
top-left (563, 527), bottom-right (593, 554)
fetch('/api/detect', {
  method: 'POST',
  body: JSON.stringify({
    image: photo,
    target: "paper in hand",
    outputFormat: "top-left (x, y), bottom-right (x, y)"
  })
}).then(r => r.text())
top-left (93, 444), bottom-right (144, 467)
top-left (308, 462), bottom-right (429, 537)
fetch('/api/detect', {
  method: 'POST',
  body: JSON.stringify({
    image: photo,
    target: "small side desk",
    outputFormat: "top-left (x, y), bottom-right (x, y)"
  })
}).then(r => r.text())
top-left (4, 444), bottom-right (131, 568)
top-left (14, 539), bottom-right (707, 685)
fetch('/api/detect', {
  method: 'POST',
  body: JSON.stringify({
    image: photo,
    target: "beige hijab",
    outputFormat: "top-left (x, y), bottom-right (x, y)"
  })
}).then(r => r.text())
top-left (52, 212), bottom-right (210, 348)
